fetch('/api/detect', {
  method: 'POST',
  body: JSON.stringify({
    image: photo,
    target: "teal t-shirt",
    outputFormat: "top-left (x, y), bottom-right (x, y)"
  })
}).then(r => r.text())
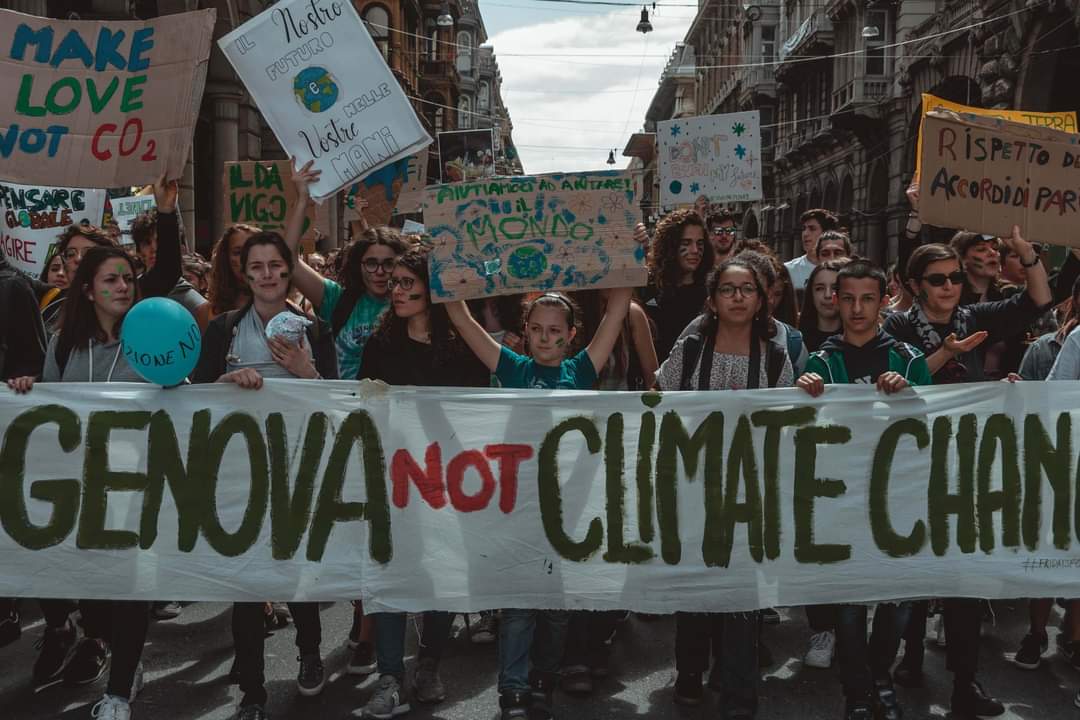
top-left (495, 346), bottom-right (598, 390)
top-left (317, 278), bottom-right (388, 380)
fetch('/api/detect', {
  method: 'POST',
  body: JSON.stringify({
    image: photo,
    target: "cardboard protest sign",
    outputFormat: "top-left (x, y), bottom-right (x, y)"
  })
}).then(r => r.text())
top-left (2, 380), bottom-right (1079, 610)
top-left (438, 129), bottom-right (495, 182)
top-left (218, 0), bottom-right (432, 201)
top-left (424, 171), bottom-right (646, 302)
top-left (658, 112), bottom-right (762, 209)
top-left (0, 181), bottom-right (106, 276)
top-left (915, 93), bottom-right (1078, 178)
top-left (343, 148), bottom-right (428, 225)
top-left (108, 194), bottom-right (156, 240)
top-left (0, 9), bottom-right (215, 188)
top-left (919, 111), bottom-right (1080, 247)
top-left (224, 160), bottom-right (316, 247)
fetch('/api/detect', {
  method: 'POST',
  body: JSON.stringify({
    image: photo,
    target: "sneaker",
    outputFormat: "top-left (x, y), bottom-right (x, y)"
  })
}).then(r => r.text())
top-left (1060, 638), bottom-right (1080, 669)
top-left (0, 601), bottom-right (19, 648)
top-left (845, 700), bottom-right (875, 720)
top-left (296, 653), bottom-right (325, 697)
top-left (348, 601), bottom-right (364, 648)
top-left (761, 607), bottom-right (781, 624)
top-left (151, 601), bottom-right (182, 620)
top-left (90, 694), bottom-right (131, 720)
top-left (673, 671), bottom-right (703, 706)
top-left (951, 680), bottom-right (1004, 718)
top-left (129, 662), bottom-right (145, 701)
top-left (528, 670), bottom-right (557, 720)
top-left (348, 640), bottom-right (377, 675)
top-left (64, 637), bottom-right (110, 685)
top-left (1013, 632), bottom-right (1048, 670)
top-left (33, 619), bottom-right (77, 686)
top-left (413, 658), bottom-right (446, 704)
top-left (934, 615), bottom-right (946, 647)
top-left (874, 677), bottom-right (902, 720)
top-left (469, 612), bottom-right (497, 644)
top-left (361, 674), bottom-right (410, 718)
top-left (562, 664), bottom-right (593, 695)
top-left (235, 704), bottom-right (268, 720)
top-left (804, 629), bottom-right (835, 668)
top-left (499, 690), bottom-right (530, 720)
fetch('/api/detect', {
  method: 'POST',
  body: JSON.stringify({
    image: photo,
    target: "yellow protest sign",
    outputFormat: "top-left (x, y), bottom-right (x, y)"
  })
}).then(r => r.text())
top-left (915, 93), bottom-right (1077, 178)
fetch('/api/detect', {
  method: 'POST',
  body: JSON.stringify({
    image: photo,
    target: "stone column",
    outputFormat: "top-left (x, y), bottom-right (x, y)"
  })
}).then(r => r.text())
top-left (180, 148), bottom-right (196, 254)
top-left (207, 88), bottom-right (243, 240)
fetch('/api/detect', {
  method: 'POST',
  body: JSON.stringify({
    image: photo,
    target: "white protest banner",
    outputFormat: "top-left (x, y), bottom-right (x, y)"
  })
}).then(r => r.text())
top-left (424, 171), bottom-right (647, 302)
top-left (2, 381), bottom-right (1078, 611)
top-left (0, 9), bottom-right (215, 188)
top-left (658, 112), bottom-right (763, 209)
top-left (109, 194), bottom-right (156, 239)
top-left (0, 181), bottom-right (106, 275)
top-left (919, 111), bottom-right (1080, 247)
top-left (218, 0), bottom-right (432, 201)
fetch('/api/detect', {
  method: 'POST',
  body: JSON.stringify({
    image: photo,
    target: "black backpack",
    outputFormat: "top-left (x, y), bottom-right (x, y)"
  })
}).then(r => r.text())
top-left (678, 331), bottom-right (787, 391)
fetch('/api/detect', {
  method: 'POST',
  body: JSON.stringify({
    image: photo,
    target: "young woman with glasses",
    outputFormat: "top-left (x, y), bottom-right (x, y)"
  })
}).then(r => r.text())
top-left (282, 159), bottom-right (407, 380)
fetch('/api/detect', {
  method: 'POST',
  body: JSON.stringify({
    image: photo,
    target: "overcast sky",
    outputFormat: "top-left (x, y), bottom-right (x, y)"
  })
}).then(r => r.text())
top-left (482, 4), bottom-right (695, 175)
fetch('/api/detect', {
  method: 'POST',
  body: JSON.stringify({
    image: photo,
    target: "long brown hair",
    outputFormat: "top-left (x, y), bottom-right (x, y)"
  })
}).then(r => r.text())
top-left (56, 246), bottom-right (140, 366)
top-left (207, 223), bottom-right (260, 315)
top-left (647, 208), bottom-right (713, 296)
top-left (332, 226), bottom-right (408, 335)
top-left (798, 259), bottom-right (848, 335)
top-left (1057, 277), bottom-right (1080, 342)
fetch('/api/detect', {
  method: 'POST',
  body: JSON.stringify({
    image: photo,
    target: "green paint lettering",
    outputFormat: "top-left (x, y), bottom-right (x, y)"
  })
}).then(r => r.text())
top-left (603, 412), bottom-right (652, 563)
top-left (1022, 413), bottom-right (1072, 550)
top-left (708, 415), bottom-right (763, 567)
top-left (78, 411), bottom-right (152, 550)
top-left (751, 407), bottom-right (816, 559)
top-left (141, 410), bottom-right (207, 551)
top-left (268, 412), bottom-right (327, 561)
top-left (869, 418), bottom-right (928, 557)
top-left (976, 414), bottom-right (1021, 552)
top-left (655, 411), bottom-right (724, 565)
top-left (537, 416), bottom-right (604, 562)
top-left (197, 413), bottom-right (269, 557)
top-left (929, 415), bottom-right (976, 555)
top-left (793, 425), bottom-right (852, 564)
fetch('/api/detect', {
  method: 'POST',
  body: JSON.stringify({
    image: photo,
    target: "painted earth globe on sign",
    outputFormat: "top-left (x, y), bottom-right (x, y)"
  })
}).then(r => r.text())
top-left (506, 246), bottom-right (548, 280)
top-left (293, 67), bottom-right (339, 113)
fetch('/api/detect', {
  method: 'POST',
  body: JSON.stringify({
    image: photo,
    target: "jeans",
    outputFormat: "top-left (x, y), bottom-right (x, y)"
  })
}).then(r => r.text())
top-left (675, 612), bottom-right (758, 714)
top-left (835, 603), bottom-right (910, 701)
top-left (498, 609), bottom-right (568, 693)
top-left (232, 602), bottom-right (321, 707)
top-left (563, 610), bottom-right (619, 668)
top-left (374, 611), bottom-right (451, 679)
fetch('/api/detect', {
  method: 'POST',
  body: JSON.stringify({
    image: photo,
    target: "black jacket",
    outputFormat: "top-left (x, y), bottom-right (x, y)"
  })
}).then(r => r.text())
top-left (192, 304), bottom-right (339, 383)
top-left (0, 255), bottom-right (47, 379)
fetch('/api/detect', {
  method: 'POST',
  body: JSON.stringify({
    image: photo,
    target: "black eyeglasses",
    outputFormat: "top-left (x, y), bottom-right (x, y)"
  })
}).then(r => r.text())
top-left (921, 271), bottom-right (966, 287)
top-left (388, 276), bottom-right (417, 291)
top-left (710, 226), bottom-right (738, 236)
top-left (362, 258), bottom-right (396, 274)
top-left (717, 283), bottom-right (758, 298)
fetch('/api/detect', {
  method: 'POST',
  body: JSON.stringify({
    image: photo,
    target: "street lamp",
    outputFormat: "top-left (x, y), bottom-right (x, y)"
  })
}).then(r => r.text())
top-left (861, 24), bottom-right (880, 38)
top-left (607, 150), bottom-right (617, 165)
top-left (636, 6), bottom-right (653, 34)
top-left (437, 0), bottom-right (454, 28)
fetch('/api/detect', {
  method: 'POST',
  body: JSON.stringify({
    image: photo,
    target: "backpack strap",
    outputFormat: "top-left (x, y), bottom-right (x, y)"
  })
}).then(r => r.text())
top-left (39, 286), bottom-right (61, 312)
top-left (678, 334), bottom-right (704, 391)
top-left (766, 340), bottom-right (787, 388)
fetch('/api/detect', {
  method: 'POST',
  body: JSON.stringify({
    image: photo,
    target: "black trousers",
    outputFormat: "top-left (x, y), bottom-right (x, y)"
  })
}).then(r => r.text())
top-left (563, 610), bottom-right (620, 667)
top-left (232, 602), bottom-right (321, 707)
top-left (897, 598), bottom-right (980, 682)
top-left (675, 612), bottom-right (758, 714)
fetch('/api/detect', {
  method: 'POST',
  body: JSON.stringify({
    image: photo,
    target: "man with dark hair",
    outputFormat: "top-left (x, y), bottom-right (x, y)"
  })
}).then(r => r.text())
top-left (785, 208), bottom-right (839, 289)
top-left (706, 209), bottom-right (739, 265)
top-left (816, 230), bottom-right (852, 262)
top-left (798, 259), bottom-right (929, 720)
top-left (130, 209), bottom-right (206, 317)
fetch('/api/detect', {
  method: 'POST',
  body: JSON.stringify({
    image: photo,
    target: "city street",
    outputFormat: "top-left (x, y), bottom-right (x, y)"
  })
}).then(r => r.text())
top-left (2, 600), bottom-right (1077, 719)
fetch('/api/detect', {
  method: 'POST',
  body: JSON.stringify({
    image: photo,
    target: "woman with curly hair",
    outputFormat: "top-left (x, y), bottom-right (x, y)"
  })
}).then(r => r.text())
top-left (646, 208), bottom-right (714, 362)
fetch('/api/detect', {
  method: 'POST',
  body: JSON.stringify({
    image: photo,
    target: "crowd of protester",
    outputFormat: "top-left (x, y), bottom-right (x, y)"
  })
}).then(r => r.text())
top-left (1, 167), bottom-right (1079, 720)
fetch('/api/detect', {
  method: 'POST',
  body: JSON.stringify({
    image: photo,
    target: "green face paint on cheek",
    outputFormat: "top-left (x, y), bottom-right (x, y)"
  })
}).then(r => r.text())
top-left (555, 338), bottom-right (565, 347)
top-left (100, 290), bottom-right (110, 297)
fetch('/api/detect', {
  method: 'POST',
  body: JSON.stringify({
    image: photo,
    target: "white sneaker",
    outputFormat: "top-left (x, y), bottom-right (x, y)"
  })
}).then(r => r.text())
top-left (91, 694), bottom-right (132, 720)
top-left (129, 662), bottom-right (145, 701)
top-left (934, 616), bottom-right (946, 647)
top-left (804, 630), bottom-right (835, 668)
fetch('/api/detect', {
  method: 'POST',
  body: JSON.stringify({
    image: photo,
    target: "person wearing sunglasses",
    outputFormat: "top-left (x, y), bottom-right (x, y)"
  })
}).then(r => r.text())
top-left (880, 225), bottom-right (1051, 720)
top-left (706, 210), bottom-right (739, 265)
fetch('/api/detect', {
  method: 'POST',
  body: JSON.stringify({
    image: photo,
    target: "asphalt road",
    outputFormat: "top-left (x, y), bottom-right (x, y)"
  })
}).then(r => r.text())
top-left (1, 600), bottom-right (1077, 719)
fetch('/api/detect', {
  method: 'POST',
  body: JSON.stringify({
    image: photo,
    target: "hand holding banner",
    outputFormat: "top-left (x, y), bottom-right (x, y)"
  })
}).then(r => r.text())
top-left (0, 9), bottom-right (215, 188)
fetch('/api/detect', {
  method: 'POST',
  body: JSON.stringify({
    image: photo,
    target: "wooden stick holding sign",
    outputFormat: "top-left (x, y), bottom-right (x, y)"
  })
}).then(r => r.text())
top-left (424, 171), bottom-right (647, 302)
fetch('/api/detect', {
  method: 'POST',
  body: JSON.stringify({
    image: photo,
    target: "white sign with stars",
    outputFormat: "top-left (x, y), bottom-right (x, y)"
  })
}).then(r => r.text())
top-left (658, 112), bottom-right (763, 210)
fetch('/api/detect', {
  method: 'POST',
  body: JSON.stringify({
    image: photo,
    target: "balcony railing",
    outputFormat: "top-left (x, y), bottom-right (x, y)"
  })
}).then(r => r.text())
top-left (780, 10), bottom-right (833, 60)
top-left (831, 78), bottom-right (889, 113)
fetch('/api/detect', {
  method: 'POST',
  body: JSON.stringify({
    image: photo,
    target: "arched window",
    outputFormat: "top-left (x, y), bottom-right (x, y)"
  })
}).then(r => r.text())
top-left (458, 96), bottom-right (472, 128)
top-left (478, 81), bottom-right (490, 109)
top-left (363, 5), bottom-right (390, 61)
top-left (456, 31), bottom-right (473, 73)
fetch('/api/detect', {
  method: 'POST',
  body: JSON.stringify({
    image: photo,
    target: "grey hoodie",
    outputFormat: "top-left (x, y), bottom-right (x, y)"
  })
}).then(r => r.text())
top-left (168, 278), bottom-right (207, 317)
top-left (42, 334), bottom-right (144, 383)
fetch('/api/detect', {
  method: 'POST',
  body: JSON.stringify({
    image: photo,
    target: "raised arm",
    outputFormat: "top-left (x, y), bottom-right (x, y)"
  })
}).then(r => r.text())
top-left (445, 300), bottom-right (503, 371)
top-left (586, 287), bottom-right (633, 374)
top-left (628, 301), bottom-right (658, 388)
top-left (139, 174), bottom-right (182, 298)
top-left (284, 158), bottom-right (328, 309)
top-left (1004, 225), bottom-right (1051, 308)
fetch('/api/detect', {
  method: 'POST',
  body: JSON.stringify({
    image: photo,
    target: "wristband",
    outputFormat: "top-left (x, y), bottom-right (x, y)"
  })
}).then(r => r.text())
top-left (1020, 254), bottom-right (1040, 268)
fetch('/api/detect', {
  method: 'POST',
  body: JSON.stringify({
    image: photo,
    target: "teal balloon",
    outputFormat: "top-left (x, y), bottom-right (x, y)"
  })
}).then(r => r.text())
top-left (120, 298), bottom-right (202, 386)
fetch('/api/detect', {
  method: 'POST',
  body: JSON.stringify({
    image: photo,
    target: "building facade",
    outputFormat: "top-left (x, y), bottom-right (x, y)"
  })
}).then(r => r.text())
top-left (631, 0), bottom-right (1080, 263)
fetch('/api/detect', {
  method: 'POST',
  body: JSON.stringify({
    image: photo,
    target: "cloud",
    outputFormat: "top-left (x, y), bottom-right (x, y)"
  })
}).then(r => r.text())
top-left (487, 8), bottom-right (694, 175)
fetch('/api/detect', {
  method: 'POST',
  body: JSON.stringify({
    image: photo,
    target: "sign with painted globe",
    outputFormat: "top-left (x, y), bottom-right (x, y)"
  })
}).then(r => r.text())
top-left (424, 170), bottom-right (647, 302)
